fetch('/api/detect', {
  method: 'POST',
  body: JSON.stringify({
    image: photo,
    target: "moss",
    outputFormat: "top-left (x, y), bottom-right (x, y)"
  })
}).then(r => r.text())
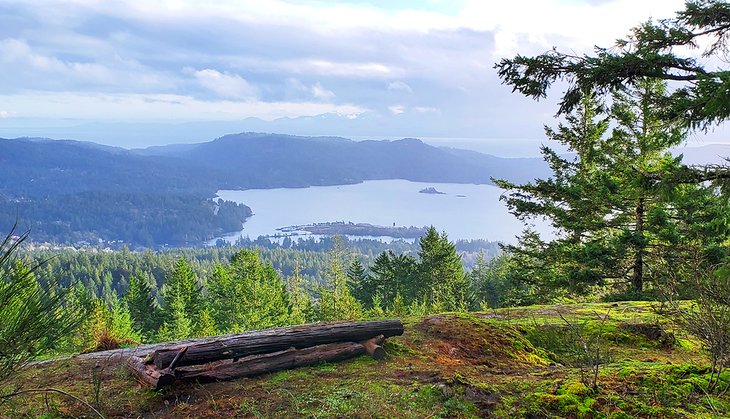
top-left (6, 302), bottom-right (730, 418)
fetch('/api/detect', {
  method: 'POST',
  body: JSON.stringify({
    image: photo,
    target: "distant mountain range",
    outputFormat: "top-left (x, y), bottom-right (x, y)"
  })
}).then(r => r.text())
top-left (0, 133), bottom-right (550, 246)
top-left (3, 132), bottom-right (726, 247)
top-left (131, 132), bottom-right (551, 188)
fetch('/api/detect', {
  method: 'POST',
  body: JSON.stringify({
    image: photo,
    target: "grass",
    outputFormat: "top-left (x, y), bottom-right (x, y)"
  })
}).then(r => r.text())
top-left (1, 301), bottom-right (728, 418)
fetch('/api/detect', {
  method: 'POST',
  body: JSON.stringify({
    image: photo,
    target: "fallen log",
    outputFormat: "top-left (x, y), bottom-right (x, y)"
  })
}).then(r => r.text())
top-left (361, 335), bottom-right (386, 360)
top-left (127, 356), bottom-right (175, 390)
top-left (151, 319), bottom-right (403, 369)
top-left (174, 341), bottom-right (366, 382)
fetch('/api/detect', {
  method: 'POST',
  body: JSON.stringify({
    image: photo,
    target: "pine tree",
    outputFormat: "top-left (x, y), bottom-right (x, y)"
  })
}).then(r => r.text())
top-left (315, 243), bottom-right (363, 321)
top-left (496, 81), bottom-right (725, 295)
top-left (208, 250), bottom-right (292, 332)
top-left (161, 258), bottom-right (202, 335)
top-left (417, 226), bottom-right (469, 311)
top-left (346, 259), bottom-right (369, 303)
top-left (368, 250), bottom-right (417, 307)
top-left (157, 295), bottom-right (192, 342)
top-left (287, 261), bottom-right (313, 324)
top-left (124, 272), bottom-right (161, 338)
top-left (0, 227), bottom-right (77, 385)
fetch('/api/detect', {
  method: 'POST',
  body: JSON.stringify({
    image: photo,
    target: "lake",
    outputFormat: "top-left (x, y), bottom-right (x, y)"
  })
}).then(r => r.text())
top-left (212, 180), bottom-right (547, 244)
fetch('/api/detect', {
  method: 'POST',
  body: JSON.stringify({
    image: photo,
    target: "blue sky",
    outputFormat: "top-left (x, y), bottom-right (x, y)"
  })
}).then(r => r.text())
top-left (2, 0), bottom-right (726, 149)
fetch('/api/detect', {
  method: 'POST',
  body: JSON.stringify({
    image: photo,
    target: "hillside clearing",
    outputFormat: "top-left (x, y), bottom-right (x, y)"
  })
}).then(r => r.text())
top-left (3, 302), bottom-right (728, 418)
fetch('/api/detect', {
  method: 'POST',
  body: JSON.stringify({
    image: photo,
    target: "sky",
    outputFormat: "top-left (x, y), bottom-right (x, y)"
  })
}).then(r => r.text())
top-left (0, 0), bottom-right (727, 150)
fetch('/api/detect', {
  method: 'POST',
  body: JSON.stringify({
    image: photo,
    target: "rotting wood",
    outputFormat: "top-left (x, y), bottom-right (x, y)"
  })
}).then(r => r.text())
top-left (360, 334), bottom-right (386, 360)
top-left (173, 341), bottom-right (366, 382)
top-left (151, 319), bottom-right (404, 369)
top-left (127, 356), bottom-right (175, 390)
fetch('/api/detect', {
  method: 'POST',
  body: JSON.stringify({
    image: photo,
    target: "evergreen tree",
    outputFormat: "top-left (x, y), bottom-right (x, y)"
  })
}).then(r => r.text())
top-left (417, 226), bottom-right (469, 311)
top-left (287, 261), bottom-right (313, 324)
top-left (208, 250), bottom-right (292, 332)
top-left (346, 259), bottom-right (369, 302)
top-left (157, 295), bottom-right (192, 342)
top-left (315, 242), bottom-right (363, 321)
top-left (161, 258), bottom-right (202, 333)
top-left (494, 1), bottom-right (730, 130)
top-left (0, 228), bottom-right (77, 385)
top-left (124, 272), bottom-right (161, 337)
top-left (496, 82), bottom-right (724, 295)
top-left (368, 250), bottom-right (417, 307)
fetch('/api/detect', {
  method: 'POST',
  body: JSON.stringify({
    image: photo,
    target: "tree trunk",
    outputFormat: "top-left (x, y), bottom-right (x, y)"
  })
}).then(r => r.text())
top-left (173, 341), bottom-right (367, 382)
top-left (151, 319), bottom-right (404, 369)
top-left (632, 197), bottom-right (645, 293)
top-left (361, 335), bottom-right (386, 360)
top-left (127, 356), bottom-right (176, 390)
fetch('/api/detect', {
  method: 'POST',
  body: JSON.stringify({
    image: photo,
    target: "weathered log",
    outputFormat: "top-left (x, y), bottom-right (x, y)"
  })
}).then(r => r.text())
top-left (127, 356), bottom-right (175, 390)
top-left (360, 335), bottom-right (386, 360)
top-left (152, 319), bottom-right (404, 369)
top-left (173, 341), bottom-right (366, 382)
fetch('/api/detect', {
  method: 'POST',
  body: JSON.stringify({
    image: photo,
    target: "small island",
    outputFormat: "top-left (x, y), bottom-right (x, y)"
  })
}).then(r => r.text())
top-left (277, 222), bottom-right (428, 238)
top-left (419, 187), bottom-right (446, 195)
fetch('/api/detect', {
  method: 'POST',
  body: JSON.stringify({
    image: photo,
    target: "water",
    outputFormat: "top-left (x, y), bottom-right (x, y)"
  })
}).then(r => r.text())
top-left (212, 180), bottom-right (547, 244)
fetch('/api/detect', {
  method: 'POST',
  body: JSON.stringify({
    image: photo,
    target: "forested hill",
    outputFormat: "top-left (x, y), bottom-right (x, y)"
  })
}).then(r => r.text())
top-left (0, 134), bottom-right (547, 247)
top-left (0, 138), bottom-right (246, 247)
top-left (134, 132), bottom-right (549, 188)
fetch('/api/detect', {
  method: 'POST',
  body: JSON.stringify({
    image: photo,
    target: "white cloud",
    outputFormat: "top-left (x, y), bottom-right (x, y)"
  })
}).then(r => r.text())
top-left (310, 82), bottom-right (336, 101)
top-left (388, 104), bottom-right (405, 115)
top-left (0, 91), bottom-right (365, 121)
top-left (193, 69), bottom-right (256, 99)
top-left (387, 81), bottom-right (413, 93)
top-left (0, 38), bottom-right (115, 83)
top-left (0, 111), bottom-right (15, 118)
top-left (458, 0), bottom-right (685, 57)
top-left (414, 106), bottom-right (438, 113)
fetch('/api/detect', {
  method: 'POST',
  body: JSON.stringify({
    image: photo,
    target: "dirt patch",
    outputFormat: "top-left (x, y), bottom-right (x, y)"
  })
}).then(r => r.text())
top-left (413, 314), bottom-right (548, 372)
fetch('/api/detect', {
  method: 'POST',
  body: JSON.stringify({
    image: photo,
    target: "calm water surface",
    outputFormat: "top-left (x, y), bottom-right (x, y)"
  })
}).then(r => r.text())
top-left (214, 180), bottom-right (544, 243)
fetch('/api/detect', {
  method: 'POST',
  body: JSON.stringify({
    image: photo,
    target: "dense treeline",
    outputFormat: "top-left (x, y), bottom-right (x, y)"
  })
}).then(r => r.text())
top-left (2, 195), bottom-right (250, 247)
top-left (11, 227), bottom-right (512, 353)
top-left (24, 235), bottom-right (501, 303)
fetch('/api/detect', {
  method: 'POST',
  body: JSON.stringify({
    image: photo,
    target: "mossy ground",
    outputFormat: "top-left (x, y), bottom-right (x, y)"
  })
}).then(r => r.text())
top-left (3, 302), bottom-right (728, 418)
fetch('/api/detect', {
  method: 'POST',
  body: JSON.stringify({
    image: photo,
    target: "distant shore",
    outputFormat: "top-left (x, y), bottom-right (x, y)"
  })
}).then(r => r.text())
top-left (278, 222), bottom-right (428, 238)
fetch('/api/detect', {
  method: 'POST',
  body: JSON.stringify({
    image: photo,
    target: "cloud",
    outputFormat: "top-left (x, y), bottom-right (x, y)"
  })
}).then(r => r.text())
top-left (0, 0), bottom-right (704, 147)
top-left (388, 104), bottom-right (405, 115)
top-left (309, 82), bottom-right (335, 101)
top-left (0, 37), bottom-right (175, 93)
top-left (0, 91), bottom-right (365, 121)
top-left (414, 106), bottom-right (438, 113)
top-left (387, 81), bottom-right (413, 93)
top-left (0, 111), bottom-right (15, 118)
top-left (193, 69), bottom-right (256, 99)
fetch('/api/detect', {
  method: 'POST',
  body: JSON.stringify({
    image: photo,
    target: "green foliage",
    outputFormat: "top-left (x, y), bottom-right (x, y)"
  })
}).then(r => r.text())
top-left (469, 253), bottom-right (545, 308)
top-left (208, 250), bottom-right (292, 332)
top-left (0, 227), bottom-right (78, 385)
top-left (124, 272), bottom-right (162, 338)
top-left (417, 227), bottom-right (470, 311)
top-left (494, 1), bottom-right (730, 129)
top-left (497, 83), bottom-right (728, 296)
top-left (159, 258), bottom-right (206, 338)
top-left (78, 296), bottom-right (140, 351)
top-left (315, 241), bottom-right (363, 321)
top-left (157, 296), bottom-right (193, 342)
top-left (366, 250), bottom-right (418, 307)
top-left (287, 263), bottom-right (314, 324)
